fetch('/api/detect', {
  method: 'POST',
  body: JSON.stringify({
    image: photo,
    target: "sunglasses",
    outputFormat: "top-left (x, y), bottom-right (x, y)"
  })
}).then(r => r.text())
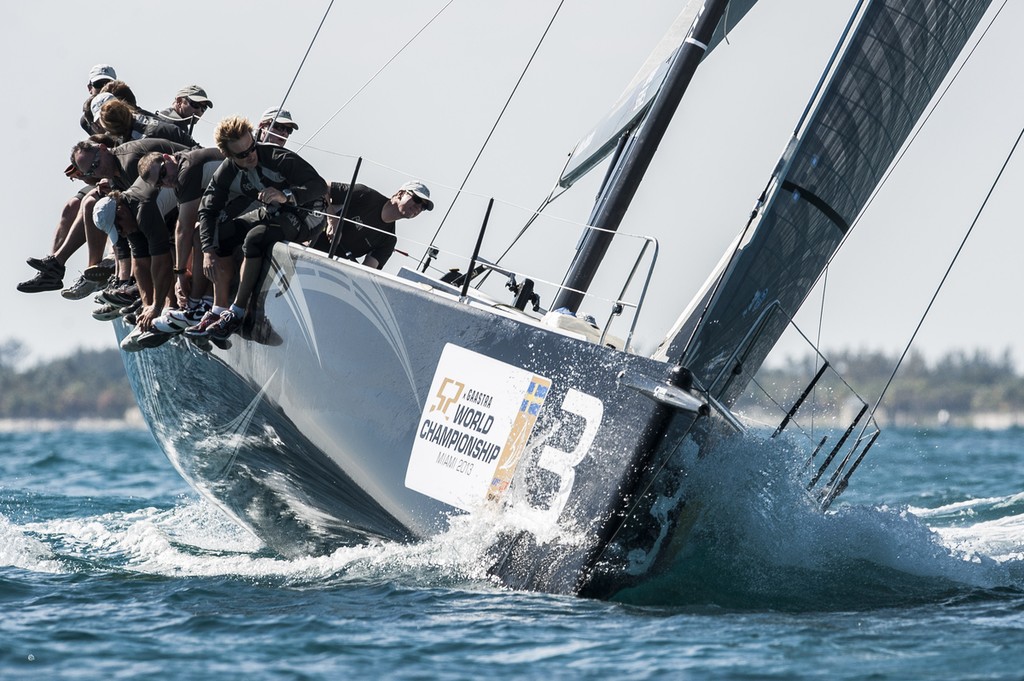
top-left (83, 148), bottom-right (102, 177)
top-left (407, 192), bottom-right (427, 208)
top-left (187, 99), bottom-right (210, 113)
top-left (153, 160), bottom-right (168, 185)
top-left (270, 123), bottom-right (293, 135)
top-left (232, 139), bottom-right (258, 160)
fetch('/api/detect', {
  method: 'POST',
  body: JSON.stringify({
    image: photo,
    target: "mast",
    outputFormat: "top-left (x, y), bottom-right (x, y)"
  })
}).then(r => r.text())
top-left (552, 0), bottom-right (731, 313)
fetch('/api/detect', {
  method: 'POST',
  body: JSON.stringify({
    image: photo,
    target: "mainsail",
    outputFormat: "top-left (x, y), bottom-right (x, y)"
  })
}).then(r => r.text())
top-left (655, 0), bottom-right (994, 405)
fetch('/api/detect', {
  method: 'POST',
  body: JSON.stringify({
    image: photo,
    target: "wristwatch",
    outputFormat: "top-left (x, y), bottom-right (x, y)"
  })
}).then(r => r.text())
top-left (282, 188), bottom-right (295, 204)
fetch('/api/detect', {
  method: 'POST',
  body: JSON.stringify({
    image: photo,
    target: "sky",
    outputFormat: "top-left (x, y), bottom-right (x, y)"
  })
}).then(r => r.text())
top-left (2, 0), bottom-right (1022, 371)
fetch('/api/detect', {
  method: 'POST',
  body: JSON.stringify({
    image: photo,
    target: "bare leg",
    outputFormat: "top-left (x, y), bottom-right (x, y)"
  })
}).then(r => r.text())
top-left (51, 196), bottom-right (82, 253)
top-left (212, 255), bottom-right (234, 309)
top-left (232, 256), bottom-right (262, 309)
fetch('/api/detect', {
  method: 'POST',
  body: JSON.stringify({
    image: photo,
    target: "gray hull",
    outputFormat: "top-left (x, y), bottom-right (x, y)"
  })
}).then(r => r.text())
top-left (119, 244), bottom-right (704, 595)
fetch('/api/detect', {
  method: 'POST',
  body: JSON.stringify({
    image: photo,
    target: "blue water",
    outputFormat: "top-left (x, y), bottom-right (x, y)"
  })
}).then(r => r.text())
top-left (2, 425), bottom-right (1023, 679)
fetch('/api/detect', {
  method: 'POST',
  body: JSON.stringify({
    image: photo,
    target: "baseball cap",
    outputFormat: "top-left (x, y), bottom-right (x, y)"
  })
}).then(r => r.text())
top-left (259, 107), bottom-right (298, 130)
top-left (88, 64), bottom-right (116, 86)
top-left (92, 197), bottom-right (120, 244)
top-left (176, 85), bottom-right (213, 107)
top-left (399, 180), bottom-right (433, 211)
top-left (89, 92), bottom-right (115, 120)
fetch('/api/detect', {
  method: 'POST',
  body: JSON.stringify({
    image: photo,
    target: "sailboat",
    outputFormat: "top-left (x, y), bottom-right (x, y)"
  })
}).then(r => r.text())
top-left (116, 0), bottom-right (995, 597)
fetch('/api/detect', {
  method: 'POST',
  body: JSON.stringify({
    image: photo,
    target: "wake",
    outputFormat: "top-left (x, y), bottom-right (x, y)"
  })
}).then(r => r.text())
top-left (3, 432), bottom-right (1023, 609)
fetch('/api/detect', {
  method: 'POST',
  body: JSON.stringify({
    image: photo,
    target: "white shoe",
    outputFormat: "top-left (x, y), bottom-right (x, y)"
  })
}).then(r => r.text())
top-left (119, 325), bottom-right (145, 353)
top-left (153, 311), bottom-right (187, 333)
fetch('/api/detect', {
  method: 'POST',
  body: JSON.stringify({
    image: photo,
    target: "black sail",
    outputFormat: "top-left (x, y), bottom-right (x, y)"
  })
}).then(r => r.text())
top-left (656, 0), bottom-right (993, 404)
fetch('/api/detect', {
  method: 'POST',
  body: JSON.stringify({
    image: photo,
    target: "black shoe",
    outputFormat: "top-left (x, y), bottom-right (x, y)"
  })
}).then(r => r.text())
top-left (98, 282), bottom-right (140, 308)
top-left (92, 302), bottom-right (123, 321)
top-left (119, 298), bottom-right (143, 317)
top-left (17, 271), bottom-right (63, 293)
top-left (83, 258), bottom-right (115, 283)
top-left (137, 328), bottom-right (174, 349)
top-left (26, 255), bottom-right (65, 277)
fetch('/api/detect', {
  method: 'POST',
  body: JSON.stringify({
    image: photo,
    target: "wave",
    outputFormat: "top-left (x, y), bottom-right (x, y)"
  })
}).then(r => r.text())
top-left (610, 433), bottom-right (1024, 609)
top-left (4, 430), bottom-right (1023, 610)
top-left (1, 498), bottom-right (503, 593)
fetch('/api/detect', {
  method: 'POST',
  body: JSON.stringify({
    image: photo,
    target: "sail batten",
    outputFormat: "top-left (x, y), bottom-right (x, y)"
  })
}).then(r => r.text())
top-left (656, 0), bottom-right (994, 403)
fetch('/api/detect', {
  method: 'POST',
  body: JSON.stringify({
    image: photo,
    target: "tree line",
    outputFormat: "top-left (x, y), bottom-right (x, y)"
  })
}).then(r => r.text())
top-left (1, 340), bottom-right (1022, 422)
top-left (748, 348), bottom-right (1024, 425)
top-left (0, 341), bottom-right (136, 420)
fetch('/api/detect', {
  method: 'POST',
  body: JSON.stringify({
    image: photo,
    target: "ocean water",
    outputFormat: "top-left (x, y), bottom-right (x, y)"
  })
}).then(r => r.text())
top-left (1, 424), bottom-right (1023, 680)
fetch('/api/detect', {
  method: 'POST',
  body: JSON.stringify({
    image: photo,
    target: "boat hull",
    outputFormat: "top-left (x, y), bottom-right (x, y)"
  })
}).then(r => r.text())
top-left (118, 244), bottom-right (702, 594)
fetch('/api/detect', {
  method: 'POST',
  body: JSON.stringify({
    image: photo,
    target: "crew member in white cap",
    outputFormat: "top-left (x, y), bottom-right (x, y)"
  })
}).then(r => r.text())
top-left (312, 179), bottom-right (434, 270)
top-left (256, 107), bottom-right (299, 146)
top-left (81, 65), bottom-right (118, 134)
top-left (87, 64), bottom-right (116, 95)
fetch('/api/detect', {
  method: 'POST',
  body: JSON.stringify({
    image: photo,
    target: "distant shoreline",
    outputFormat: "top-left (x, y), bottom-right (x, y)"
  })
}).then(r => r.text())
top-left (0, 408), bottom-right (145, 433)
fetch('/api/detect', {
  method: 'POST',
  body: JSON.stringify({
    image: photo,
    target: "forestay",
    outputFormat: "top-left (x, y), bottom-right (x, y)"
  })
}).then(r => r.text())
top-left (655, 0), bottom-right (994, 405)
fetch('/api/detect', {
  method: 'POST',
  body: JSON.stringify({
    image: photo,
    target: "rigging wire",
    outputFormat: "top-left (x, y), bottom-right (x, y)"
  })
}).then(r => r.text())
top-left (295, 0), bottom-right (456, 151)
top-left (418, 0), bottom-right (567, 269)
top-left (869, 122), bottom-right (1024, 419)
top-left (472, 149), bottom-right (577, 287)
top-left (810, 264), bottom-right (829, 436)
top-left (270, 0), bottom-right (336, 136)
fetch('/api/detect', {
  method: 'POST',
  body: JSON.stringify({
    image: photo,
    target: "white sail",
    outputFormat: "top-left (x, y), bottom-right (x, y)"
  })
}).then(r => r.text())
top-left (559, 0), bottom-right (760, 188)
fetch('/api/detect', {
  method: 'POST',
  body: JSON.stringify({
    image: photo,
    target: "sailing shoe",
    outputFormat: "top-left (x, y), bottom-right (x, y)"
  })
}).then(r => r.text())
top-left (17, 271), bottom-right (64, 293)
top-left (165, 303), bottom-right (209, 329)
top-left (98, 281), bottom-right (140, 308)
top-left (119, 325), bottom-right (146, 353)
top-left (206, 310), bottom-right (243, 341)
top-left (26, 254), bottom-right (66, 278)
top-left (153, 311), bottom-right (186, 334)
top-left (61, 274), bottom-right (103, 300)
top-left (183, 311), bottom-right (221, 339)
top-left (83, 258), bottom-right (116, 282)
top-left (120, 298), bottom-right (142, 318)
top-left (136, 328), bottom-right (175, 349)
top-left (92, 302), bottom-right (123, 321)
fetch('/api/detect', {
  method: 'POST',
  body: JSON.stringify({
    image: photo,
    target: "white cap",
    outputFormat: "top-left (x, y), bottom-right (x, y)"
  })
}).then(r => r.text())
top-left (399, 180), bottom-right (433, 211)
top-left (90, 91), bottom-right (115, 120)
top-left (259, 107), bottom-right (298, 130)
top-left (88, 64), bottom-right (116, 86)
top-left (92, 196), bottom-right (120, 243)
top-left (175, 85), bottom-right (213, 107)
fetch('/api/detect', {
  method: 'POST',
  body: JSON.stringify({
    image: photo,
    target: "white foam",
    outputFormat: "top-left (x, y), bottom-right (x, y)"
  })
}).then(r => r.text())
top-left (0, 514), bottom-right (64, 573)
top-left (671, 432), bottom-right (1024, 590)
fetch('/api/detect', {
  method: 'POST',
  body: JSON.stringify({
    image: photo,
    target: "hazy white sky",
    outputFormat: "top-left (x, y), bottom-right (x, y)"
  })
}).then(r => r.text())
top-left (2, 0), bottom-right (1021, 369)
